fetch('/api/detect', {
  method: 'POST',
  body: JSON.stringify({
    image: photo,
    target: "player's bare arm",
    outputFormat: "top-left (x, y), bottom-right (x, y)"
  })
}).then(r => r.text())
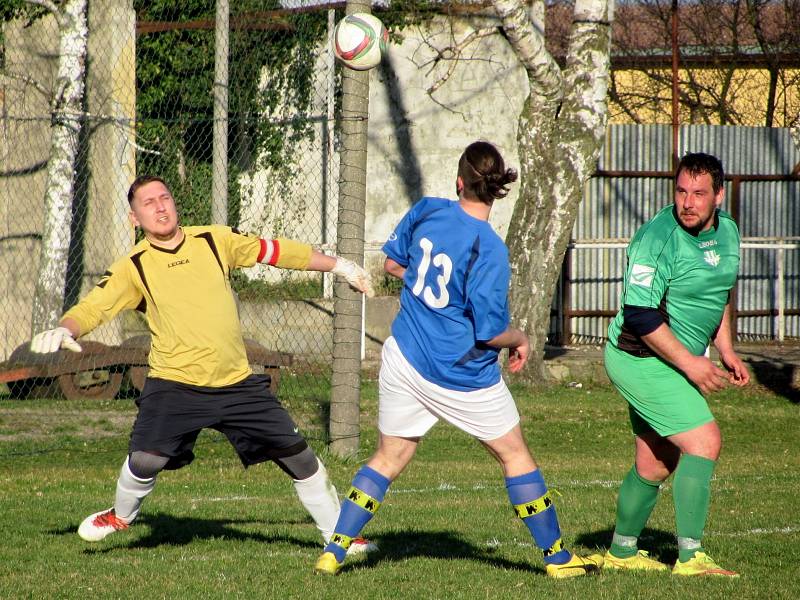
top-left (712, 304), bottom-right (750, 386)
top-left (59, 317), bottom-right (81, 339)
top-left (487, 327), bottom-right (529, 373)
top-left (641, 324), bottom-right (728, 394)
top-left (384, 257), bottom-right (406, 280)
top-left (273, 245), bottom-right (374, 297)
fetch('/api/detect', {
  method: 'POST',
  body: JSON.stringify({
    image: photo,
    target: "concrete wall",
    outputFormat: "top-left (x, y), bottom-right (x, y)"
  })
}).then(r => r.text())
top-left (238, 15), bottom-right (527, 279)
top-left (1, 14), bottom-right (60, 359)
top-left (0, 3), bottom-right (136, 359)
top-left (365, 17), bottom-right (526, 255)
top-left (238, 295), bottom-right (399, 362)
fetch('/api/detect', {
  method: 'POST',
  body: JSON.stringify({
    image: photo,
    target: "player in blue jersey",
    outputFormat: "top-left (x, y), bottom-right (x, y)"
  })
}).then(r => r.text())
top-left (314, 141), bottom-right (603, 578)
top-left (603, 153), bottom-right (749, 576)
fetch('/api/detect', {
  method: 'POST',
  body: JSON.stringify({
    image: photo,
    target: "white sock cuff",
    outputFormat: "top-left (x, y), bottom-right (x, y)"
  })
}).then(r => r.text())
top-left (612, 532), bottom-right (638, 548)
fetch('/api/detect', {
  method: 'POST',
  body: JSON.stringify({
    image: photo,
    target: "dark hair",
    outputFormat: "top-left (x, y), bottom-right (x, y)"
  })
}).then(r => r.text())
top-left (457, 141), bottom-right (518, 205)
top-left (676, 153), bottom-right (724, 194)
top-left (127, 175), bottom-right (170, 204)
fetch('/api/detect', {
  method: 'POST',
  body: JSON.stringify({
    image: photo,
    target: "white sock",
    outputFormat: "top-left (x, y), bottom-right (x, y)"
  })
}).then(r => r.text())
top-left (293, 459), bottom-right (340, 544)
top-left (114, 456), bottom-right (156, 523)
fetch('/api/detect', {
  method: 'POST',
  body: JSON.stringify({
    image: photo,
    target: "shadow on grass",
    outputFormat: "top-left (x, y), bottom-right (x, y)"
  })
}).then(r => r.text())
top-left (747, 360), bottom-right (800, 404)
top-left (575, 527), bottom-right (678, 565)
top-left (51, 512), bottom-right (320, 553)
top-left (341, 530), bottom-right (543, 575)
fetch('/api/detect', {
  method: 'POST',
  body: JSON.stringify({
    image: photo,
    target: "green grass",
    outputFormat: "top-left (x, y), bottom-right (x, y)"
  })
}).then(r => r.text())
top-left (0, 381), bottom-right (798, 599)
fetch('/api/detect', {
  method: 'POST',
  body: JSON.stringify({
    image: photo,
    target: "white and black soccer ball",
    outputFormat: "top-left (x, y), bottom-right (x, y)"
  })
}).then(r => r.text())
top-left (333, 13), bottom-right (388, 71)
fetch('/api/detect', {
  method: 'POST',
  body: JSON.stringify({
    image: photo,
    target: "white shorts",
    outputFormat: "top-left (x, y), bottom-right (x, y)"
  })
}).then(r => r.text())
top-left (378, 336), bottom-right (520, 441)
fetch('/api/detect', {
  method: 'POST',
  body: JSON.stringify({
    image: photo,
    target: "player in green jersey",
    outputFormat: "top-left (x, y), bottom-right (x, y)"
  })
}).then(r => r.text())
top-left (603, 153), bottom-right (750, 576)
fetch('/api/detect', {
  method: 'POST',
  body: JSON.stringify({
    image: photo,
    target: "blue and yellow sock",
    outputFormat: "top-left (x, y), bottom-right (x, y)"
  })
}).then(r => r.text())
top-left (324, 465), bottom-right (390, 563)
top-left (506, 470), bottom-right (571, 565)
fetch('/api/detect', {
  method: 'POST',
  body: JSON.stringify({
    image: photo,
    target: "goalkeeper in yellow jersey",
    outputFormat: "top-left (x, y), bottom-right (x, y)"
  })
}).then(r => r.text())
top-left (30, 175), bottom-right (375, 553)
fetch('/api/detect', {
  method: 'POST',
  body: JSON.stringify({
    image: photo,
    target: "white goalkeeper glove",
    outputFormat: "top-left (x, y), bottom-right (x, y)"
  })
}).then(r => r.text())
top-left (332, 257), bottom-right (375, 297)
top-left (30, 327), bottom-right (82, 353)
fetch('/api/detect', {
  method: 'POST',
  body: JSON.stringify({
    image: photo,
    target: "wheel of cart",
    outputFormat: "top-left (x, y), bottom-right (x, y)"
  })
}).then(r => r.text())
top-left (0, 340), bottom-right (137, 400)
top-left (118, 335), bottom-right (151, 393)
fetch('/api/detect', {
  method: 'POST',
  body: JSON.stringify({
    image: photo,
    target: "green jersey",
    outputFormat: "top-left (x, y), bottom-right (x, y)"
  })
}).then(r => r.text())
top-left (608, 205), bottom-right (740, 357)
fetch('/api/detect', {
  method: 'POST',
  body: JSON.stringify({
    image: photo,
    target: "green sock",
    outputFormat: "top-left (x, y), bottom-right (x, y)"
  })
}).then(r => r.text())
top-left (673, 453), bottom-right (716, 563)
top-left (610, 466), bottom-right (662, 559)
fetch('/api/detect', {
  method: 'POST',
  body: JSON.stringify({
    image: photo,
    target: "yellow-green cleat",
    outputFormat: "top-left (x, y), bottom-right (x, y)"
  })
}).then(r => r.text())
top-left (314, 552), bottom-right (343, 576)
top-left (603, 550), bottom-right (669, 571)
top-left (545, 553), bottom-right (604, 578)
top-left (672, 552), bottom-right (739, 577)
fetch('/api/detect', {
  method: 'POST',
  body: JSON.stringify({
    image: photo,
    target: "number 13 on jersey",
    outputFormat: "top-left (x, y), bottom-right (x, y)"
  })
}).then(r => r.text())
top-left (411, 237), bottom-right (452, 309)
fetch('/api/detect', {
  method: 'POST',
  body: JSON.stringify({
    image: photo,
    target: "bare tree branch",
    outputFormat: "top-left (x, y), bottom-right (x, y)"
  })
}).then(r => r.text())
top-left (1, 71), bottom-right (52, 99)
top-left (24, 0), bottom-right (64, 26)
top-left (492, 0), bottom-right (563, 104)
top-left (612, 0), bottom-right (800, 126)
top-left (422, 26), bottom-right (498, 95)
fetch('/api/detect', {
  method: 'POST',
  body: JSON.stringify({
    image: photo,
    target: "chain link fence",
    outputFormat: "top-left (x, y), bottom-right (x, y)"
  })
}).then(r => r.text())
top-left (2, 1), bottom-right (799, 404)
top-left (1, 1), bottom-right (349, 418)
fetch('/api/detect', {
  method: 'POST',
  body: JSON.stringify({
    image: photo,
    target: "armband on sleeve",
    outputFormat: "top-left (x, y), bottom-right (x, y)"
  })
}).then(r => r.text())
top-left (623, 305), bottom-right (665, 337)
top-left (259, 237), bottom-right (312, 270)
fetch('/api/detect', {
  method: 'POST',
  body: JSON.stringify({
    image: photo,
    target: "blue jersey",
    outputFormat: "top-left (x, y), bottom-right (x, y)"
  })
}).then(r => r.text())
top-left (382, 197), bottom-right (510, 391)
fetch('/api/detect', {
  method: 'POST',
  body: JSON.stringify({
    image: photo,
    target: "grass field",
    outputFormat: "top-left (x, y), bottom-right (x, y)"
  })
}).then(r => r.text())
top-left (1, 377), bottom-right (798, 599)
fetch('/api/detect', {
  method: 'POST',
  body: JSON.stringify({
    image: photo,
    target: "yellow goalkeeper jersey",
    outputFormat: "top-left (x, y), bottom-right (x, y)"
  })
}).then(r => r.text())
top-left (63, 225), bottom-right (312, 387)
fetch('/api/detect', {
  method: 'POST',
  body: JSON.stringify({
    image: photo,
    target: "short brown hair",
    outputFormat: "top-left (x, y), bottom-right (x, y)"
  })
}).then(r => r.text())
top-left (128, 175), bottom-right (169, 204)
top-left (676, 153), bottom-right (725, 194)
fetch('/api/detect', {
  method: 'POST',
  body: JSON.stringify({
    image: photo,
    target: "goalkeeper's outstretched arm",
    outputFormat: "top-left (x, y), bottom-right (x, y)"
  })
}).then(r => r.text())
top-left (258, 237), bottom-right (373, 297)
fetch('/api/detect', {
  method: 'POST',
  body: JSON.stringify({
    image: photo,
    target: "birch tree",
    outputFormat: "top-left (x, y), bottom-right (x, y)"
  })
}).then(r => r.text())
top-left (28, 0), bottom-right (89, 333)
top-left (489, 0), bottom-right (614, 379)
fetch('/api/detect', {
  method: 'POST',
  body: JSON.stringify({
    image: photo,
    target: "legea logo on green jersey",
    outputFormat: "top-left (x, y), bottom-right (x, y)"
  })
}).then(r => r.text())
top-left (703, 250), bottom-right (721, 267)
top-left (630, 263), bottom-right (655, 288)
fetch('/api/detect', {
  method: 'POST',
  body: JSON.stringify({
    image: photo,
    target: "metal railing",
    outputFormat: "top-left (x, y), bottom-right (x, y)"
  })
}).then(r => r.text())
top-left (566, 238), bottom-right (800, 343)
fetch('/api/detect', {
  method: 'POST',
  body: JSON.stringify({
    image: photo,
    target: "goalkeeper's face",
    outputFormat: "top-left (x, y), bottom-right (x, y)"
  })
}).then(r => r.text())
top-left (129, 180), bottom-right (180, 243)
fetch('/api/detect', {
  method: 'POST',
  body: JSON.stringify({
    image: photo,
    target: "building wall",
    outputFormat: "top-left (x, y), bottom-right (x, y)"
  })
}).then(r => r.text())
top-left (0, 3), bottom-right (137, 360)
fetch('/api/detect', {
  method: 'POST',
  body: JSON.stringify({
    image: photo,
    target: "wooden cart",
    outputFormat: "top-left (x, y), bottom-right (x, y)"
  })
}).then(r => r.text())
top-left (0, 337), bottom-right (292, 400)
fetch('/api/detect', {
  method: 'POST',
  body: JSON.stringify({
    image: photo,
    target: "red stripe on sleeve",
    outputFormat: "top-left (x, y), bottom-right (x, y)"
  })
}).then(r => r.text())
top-left (269, 239), bottom-right (280, 266)
top-left (257, 239), bottom-right (268, 263)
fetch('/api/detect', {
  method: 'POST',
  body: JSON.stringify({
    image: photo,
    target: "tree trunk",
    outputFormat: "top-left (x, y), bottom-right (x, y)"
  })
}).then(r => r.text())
top-left (31, 0), bottom-right (89, 333)
top-left (329, 0), bottom-right (371, 457)
top-left (507, 125), bottom-right (586, 380)
top-left (500, 0), bottom-right (613, 382)
top-left (212, 0), bottom-right (229, 225)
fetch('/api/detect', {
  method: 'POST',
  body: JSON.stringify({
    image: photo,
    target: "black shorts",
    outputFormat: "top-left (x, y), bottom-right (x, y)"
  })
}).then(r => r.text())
top-left (130, 374), bottom-right (307, 469)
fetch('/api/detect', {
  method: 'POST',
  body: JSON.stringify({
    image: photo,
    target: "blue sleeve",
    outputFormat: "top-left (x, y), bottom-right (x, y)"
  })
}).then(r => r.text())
top-left (382, 201), bottom-right (425, 267)
top-left (466, 244), bottom-right (510, 341)
top-left (623, 305), bottom-right (665, 336)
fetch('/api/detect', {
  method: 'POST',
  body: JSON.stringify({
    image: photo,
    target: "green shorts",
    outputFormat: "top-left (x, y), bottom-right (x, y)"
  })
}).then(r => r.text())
top-left (604, 343), bottom-right (714, 437)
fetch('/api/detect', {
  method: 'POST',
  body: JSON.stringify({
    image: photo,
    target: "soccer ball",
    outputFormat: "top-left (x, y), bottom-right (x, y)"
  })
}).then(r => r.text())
top-left (333, 13), bottom-right (388, 71)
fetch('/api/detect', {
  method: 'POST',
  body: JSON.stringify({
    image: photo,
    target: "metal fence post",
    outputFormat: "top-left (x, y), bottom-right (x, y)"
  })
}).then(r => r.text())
top-left (329, 0), bottom-right (371, 457)
top-left (212, 0), bottom-right (229, 225)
